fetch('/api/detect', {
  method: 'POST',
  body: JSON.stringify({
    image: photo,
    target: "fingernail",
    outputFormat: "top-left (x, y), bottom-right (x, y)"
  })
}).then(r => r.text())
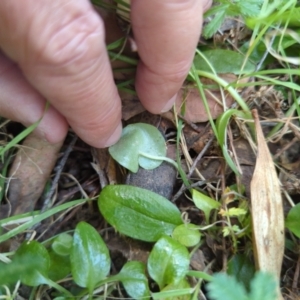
top-left (103, 122), bottom-right (123, 147)
top-left (161, 94), bottom-right (177, 113)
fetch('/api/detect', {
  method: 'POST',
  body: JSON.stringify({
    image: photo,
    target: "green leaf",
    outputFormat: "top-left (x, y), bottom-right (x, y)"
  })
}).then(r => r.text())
top-left (147, 236), bottom-right (190, 290)
top-left (119, 261), bottom-right (150, 299)
top-left (248, 272), bottom-right (277, 300)
top-left (52, 233), bottom-right (73, 256)
top-left (285, 203), bottom-right (300, 238)
top-left (216, 109), bottom-right (245, 146)
top-left (98, 185), bottom-right (183, 242)
top-left (0, 254), bottom-right (46, 286)
top-left (0, 119), bottom-right (41, 159)
top-left (70, 222), bottom-right (110, 292)
top-left (106, 37), bottom-right (126, 51)
top-left (172, 224), bottom-right (201, 247)
top-left (194, 49), bottom-right (255, 74)
top-left (221, 207), bottom-right (247, 217)
top-left (109, 123), bottom-right (166, 173)
top-left (13, 240), bottom-right (50, 286)
top-left (237, 0), bottom-right (263, 17)
top-left (227, 254), bottom-right (255, 291)
top-left (48, 249), bottom-right (71, 282)
top-left (152, 288), bottom-right (194, 300)
top-left (186, 270), bottom-right (213, 282)
top-left (203, 9), bottom-right (227, 38)
top-left (206, 273), bottom-right (248, 300)
top-left (159, 279), bottom-right (191, 300)
top-left (192, 189), bottom-right (220, 223)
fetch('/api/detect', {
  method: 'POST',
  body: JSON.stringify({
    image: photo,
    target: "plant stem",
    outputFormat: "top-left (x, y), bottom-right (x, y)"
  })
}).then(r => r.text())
top-left (139, 152), bottom-right (178, 169)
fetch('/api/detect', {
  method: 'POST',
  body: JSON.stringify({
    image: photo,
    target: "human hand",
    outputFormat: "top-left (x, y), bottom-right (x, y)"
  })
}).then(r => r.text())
top-left (0, 0), bottom-right (211, 148)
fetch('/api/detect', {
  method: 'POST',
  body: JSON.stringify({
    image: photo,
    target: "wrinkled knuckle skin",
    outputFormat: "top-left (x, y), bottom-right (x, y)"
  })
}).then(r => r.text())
top-left (37, 10), bottom-right (105, 70)
top-left (165, 68), bottom-right (189, 85)
top-left (146, 63), bottom-right (189, 86)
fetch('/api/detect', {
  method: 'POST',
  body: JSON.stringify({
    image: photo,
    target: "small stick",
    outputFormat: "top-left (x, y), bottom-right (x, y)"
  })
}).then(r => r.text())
top-left (41, 135), bottom-right (78, 212)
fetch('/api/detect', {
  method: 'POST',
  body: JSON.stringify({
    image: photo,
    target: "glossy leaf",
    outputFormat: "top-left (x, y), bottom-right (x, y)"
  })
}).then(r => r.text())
top-left (70, 222), bottom-right (110, 292)
top-left (192, 189), bottom-right (220, 223)
top-left (147, 236), bottom-right (190, 289)
top-left (48, 249), bottom-right (71, 282)
top-left (52, 233), bottom-right (73, 256)
top-left (194, 49), bottom-right (255, 74)
top-left (109, 123), bottom-right (166, 173)
top-left (0, 256), bottom-right (42, 286)
top-left (98, 185), bottom-right (183, 242)
top-left (13, 240), bottom-right (50, 286)
top-left (172, 224), bottom-right (201, 247)
top-left (119, 261), bottom-right (150, 299)
top-left (160, 279), bottom-right (191, 300)
top-left (285, 203), bottom-right (300, 238)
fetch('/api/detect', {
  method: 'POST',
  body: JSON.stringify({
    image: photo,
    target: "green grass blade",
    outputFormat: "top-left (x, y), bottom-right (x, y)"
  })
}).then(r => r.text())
top-left (0, 199), bottom-right (87, 243)
top-left (0, 121), bottom-right (39, 159)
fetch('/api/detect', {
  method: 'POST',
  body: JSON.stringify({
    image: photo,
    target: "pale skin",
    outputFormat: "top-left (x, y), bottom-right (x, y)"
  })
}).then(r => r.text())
top-left (0, 0), bottom-right (211, 148)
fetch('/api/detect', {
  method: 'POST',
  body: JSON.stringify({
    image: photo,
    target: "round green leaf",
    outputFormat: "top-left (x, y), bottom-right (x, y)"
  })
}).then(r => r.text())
top-left (172, 224), bottom-right (201, 247)
top-left (119, 261), bottom-right (150, 299)
top-left (98, 185), bottom-right (183, 242)
top-left (286, 203), bottom-right (300, 238)
top-left (52, 233), bottom-right (73, 256)
top-left (147, 236), bottom-right (190, 289)
top-left (194, 49), bottom-right (255, 74)
top-left (48, 249), bottom-right (71, 282)
top-left (14, 240), bottom-right (50, 286)
top-left (109, 123), bottom-right (166, 173)
top-left (70, 222), bottom-right (111, 292)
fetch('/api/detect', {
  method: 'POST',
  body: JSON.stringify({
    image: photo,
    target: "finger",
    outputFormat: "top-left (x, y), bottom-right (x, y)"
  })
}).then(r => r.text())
top-left (131, 0), bottom-right (210, 113)
top-left (0, 52), bottom-right (68, 143)
top-left (0, 0), bottom-right (122, 148)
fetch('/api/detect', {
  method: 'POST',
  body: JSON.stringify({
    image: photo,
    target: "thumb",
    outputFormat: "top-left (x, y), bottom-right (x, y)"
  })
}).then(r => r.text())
top-left (0, 0), bottom-right (122, 148)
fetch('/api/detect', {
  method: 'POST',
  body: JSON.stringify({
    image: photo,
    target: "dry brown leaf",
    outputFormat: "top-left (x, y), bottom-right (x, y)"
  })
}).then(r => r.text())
top-left (121, 92), bottom-right (145, 121)
top-left (174, 85), bottom-right (235, 123)
top-left (250, 109), bottom-right (284, 300)
top-left (163, 74), bottom-right (244, 124)
top-left (8, 132), bottom-right (63, 215)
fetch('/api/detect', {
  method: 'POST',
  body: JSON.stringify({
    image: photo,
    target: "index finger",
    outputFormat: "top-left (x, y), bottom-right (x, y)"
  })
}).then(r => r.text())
top-left (131, 0), bottom-right (211, 113)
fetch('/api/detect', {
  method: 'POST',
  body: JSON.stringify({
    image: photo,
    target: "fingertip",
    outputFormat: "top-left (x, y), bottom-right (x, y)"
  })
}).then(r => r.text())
top-left (135, 61), bottom-right (184, 114)
top-left (161, 94), bottom-right (177, 113)
top-left (132, 0), bottom-right (204, 116)
top-left (101, 122), bottom-right (123, 148)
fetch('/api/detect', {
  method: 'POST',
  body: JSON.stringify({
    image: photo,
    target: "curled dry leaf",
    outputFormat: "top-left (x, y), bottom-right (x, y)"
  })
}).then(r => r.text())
top-left (250, 110), bottom-right (284, 300)
top-left (8, 132), bottom-right (63, 215)
top-left (121, 92), bottom-right (145, 121)
top-left (163, 74), bottom-right (242, 124)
